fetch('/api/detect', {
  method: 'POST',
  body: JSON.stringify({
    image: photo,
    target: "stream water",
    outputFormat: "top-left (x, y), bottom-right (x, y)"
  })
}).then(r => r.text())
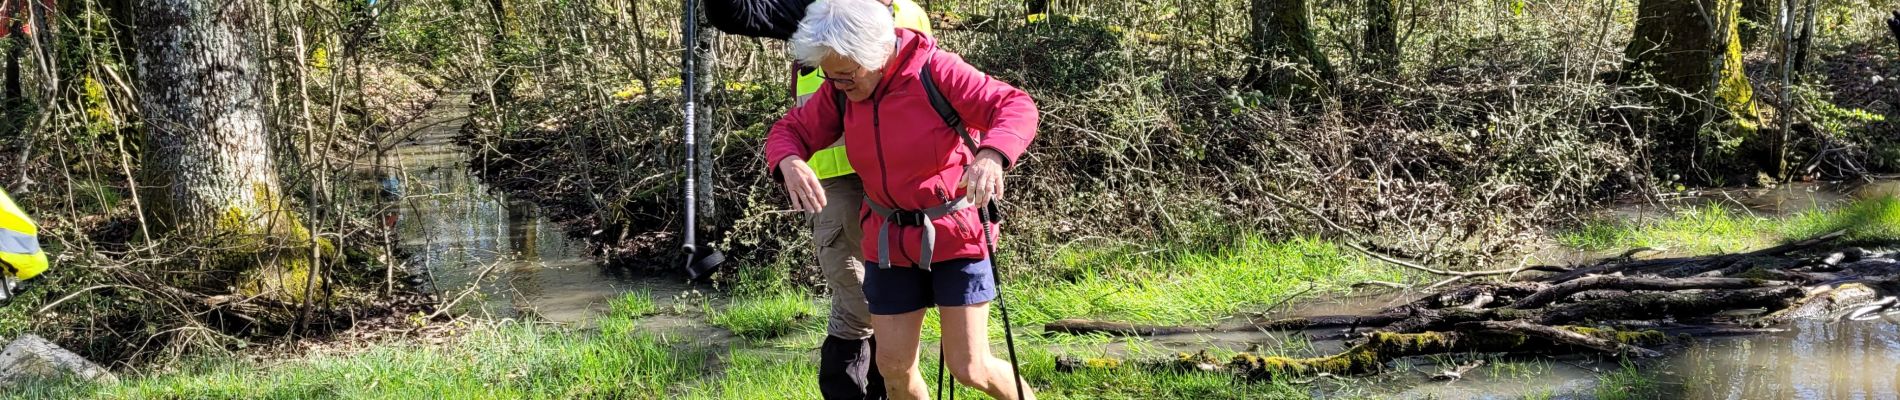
top-left (383, 98), bottom-right (688, 325)
top-left (389, 97), bottom-right (1900, 398)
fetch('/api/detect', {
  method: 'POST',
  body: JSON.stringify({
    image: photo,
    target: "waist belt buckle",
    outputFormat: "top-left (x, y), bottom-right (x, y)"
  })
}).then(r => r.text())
top-left (892, 210), bottom-right (927, 227)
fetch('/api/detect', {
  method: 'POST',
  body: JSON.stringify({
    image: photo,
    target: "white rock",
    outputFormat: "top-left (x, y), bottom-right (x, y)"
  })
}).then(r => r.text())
top-left (0, 334), bottom-right (117, 387)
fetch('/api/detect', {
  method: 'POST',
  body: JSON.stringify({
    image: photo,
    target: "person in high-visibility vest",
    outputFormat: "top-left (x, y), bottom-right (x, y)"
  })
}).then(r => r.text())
top-left (706, 1), bottom-right (929, 399)
top-left (0, 187), bottom-right (48, 301)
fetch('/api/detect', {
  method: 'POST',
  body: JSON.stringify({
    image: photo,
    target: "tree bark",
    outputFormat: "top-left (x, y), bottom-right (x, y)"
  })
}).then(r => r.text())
top-left (1739, 0), bottom-right (1773, 46)
top-left (1246, 0), bottom-right (1335, 98)
top-left (486, 0), bottom-right (514, 101)
top-left (1026, 0), bottom-right (1050, 15)
top-left (135, 0), bottom-right (324, 304)
top-left (1623, 0), bottom-right (1768, 175)
top-left (1362, 0), bottom-right (1399, 77)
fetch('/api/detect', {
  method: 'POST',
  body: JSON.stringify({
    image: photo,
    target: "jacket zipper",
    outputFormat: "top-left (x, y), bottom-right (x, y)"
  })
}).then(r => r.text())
top-left (871, 91), bottom-right (916, 267)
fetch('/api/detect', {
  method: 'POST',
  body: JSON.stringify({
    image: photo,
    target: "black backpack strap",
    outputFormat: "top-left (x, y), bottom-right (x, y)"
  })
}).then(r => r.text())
top-left (918, 59), bottom-right (980, 159)
top-left (919, 58), bottom-right (1002, 222)
top-left (833, 85), bottom-right (847, 123)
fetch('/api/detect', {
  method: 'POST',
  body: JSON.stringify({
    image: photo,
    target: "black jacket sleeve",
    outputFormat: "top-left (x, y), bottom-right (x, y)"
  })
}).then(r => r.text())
top-left (704, 0), bottom-right (815, 40)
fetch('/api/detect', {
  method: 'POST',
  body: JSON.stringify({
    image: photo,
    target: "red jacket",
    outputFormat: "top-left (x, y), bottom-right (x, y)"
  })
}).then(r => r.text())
top-left (765, 29), bottom-right (1039, 268)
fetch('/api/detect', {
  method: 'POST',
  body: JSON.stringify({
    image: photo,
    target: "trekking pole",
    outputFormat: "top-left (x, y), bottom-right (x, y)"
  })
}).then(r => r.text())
top-left (680, 0), bottom-right (700, 276)
top-left (937, 343), bottom-right (951, 400)
top-left (680, 0), bottom-right (723, 279)
top-left (980, 202), bottom-right (1027, 400)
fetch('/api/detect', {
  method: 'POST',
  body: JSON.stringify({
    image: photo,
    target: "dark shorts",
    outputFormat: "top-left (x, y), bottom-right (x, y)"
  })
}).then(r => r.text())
top-left (862, 258), bottom-right (998, 315)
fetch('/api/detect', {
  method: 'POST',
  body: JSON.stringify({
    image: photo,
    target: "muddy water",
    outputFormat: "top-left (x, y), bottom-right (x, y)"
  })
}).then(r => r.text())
top-left (1661, 319), bottom-right (1900, 399)
top-left (383, 98), bottom-right (686, 324)
top-left (1219, 289), bottom-right (1900, 399)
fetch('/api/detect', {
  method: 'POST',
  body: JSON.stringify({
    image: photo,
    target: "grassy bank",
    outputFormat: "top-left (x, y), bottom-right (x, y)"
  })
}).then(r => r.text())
top-left (17, 195), bottom-right (1895, 399)
top-left (7, 233), bottom-right (1385, 399)
top-left (1560, 195), bottom-right (1900, 255)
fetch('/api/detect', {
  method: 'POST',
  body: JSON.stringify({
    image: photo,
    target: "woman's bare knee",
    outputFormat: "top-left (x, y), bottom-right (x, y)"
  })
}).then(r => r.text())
top-left (947, 359), bottom-right (990, 388)
top-left (874, 350), bottom-right (917, 378)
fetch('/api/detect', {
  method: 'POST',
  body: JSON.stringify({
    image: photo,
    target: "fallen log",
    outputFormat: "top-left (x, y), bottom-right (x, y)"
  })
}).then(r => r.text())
top-left (1044, 319), bottom-right (1207, 336)
top-left (1058, 324), bottom-right (1670, 379)
top-left (1511, 276), bottom-right (1790, 309)
top-left (1762, 281), bottom-right (1885, 321)
top-left (1547, 230), bottom-right (1844, 283)
top-left (1045, 238), bottom-right (1881, 382)
top-left (1247, 313), bottom-right (1409, 331)
top-left (1537, 286), bottom-right (1804, 325)
top-left (1383, 286), bottom-right (1803, 332)
top-left (1431, 359), bottom-right (1485, 381)
top-left (1045, 313), bottom-right (1411, 337)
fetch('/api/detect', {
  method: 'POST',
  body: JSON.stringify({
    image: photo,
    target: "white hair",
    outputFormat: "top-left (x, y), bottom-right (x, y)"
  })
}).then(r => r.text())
top-left (791, 0), bottom-right (896, 72)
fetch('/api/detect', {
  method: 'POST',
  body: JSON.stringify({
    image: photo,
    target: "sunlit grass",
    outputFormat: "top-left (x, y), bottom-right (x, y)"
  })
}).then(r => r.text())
top-left (1595, 362), bottom-right (1666, 400)
top-left (607, 290), bottom-right (656, 318)
top-left (1559, 195), bottom-right (1900, 255)
top-left (7, 232), bottom-right (1405, 399)
top-left (6, 322), bottom-right (704, 399)
top-left (1013, 235), bottom-right (1407, 328)
top-left (709, 290), bottom-right (819, 339)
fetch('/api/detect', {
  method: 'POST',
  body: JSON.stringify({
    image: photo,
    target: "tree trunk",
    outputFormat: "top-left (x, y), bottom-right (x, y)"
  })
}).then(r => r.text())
top-left (1623, 0), bottom-right (1766, 175)
top-left (486, 0), bottom-right (514, 101)
top-left (3, 35), bottom-right (17, 107)
top-left (688, 0), bottom-right (719, 235)
top-left (1027, 0), bottom-right (1050, 15)
top-left (1362, 0), bottom-right (1399, 77)
top-left (135, 0), bottom-right (323, 304)
top-left (1246, 0), bottom-right (1335, 98)
top-left (1740, 0), bottom-right (1773, 46)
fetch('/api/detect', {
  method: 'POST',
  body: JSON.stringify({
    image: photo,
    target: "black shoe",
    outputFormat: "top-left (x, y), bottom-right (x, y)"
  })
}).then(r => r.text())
top-left (819, 335), bottom-right (887, 400)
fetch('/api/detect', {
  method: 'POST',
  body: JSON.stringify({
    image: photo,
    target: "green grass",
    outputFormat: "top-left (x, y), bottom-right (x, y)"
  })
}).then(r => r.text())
top-left (709, 290), bottom-right (819, 339)
top-left (1014, 234), bottom-right (1407, 328)
top-left (7, 322), bottom-right (706, 399)
top-left (607, 291), bottom-right (656, 318)
top-left (1560, 195), bottom-right (1900, 255)
top-left (1594, 362), bottom-right (1667, 400)
top-left (1560, 203), bottom-right (1778, 254)
top-left (6, 232), bottom-right (1404, 399)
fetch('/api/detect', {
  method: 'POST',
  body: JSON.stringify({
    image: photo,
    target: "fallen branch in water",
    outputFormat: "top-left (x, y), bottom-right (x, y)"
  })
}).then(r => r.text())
top-left (1056, 322), bottom-right (1671, 380)
top-left (1044, 234), bottom-right (1889, 381)
top-left (1432, 359), bottom-right (1485, 381)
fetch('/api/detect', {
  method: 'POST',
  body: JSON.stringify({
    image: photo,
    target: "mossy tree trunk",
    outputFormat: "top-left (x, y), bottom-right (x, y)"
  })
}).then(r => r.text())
top-left (1362, 0), bottom-right (1399, 77)
top-left (135, 0), bottom-right (325, 310)
top-left (1246, 0), bottom-right (1336, 98)
top-left (1623, 0), bottom-right (1770, 177)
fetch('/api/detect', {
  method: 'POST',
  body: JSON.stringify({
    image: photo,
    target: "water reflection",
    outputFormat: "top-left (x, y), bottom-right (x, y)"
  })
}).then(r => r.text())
top-left (382, 101), bottom-right (661, 324)
top-left (1666, 319), bottom-right (1900, 400)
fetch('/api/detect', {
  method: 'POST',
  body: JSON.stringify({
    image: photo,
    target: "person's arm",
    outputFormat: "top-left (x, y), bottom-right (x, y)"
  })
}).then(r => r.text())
top-left (764, 84), bottom-right (846, 212)
top-left (929, 51), bottom-right (1039, 169)
top-left (704, 0), bottom-right (814, 40)
top-left (928, 50), bottom-right (1037, 205)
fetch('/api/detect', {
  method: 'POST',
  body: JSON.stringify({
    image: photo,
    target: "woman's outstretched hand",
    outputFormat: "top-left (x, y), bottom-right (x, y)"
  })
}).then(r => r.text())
top-left (962, 149), bottom-right (1007, 206)
top-left (779, 157), bottom-right (826, 213)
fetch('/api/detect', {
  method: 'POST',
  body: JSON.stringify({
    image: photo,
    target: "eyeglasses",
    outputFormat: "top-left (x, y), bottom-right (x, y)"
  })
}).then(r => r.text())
top-left (817, 68), bottom-right (861, 85)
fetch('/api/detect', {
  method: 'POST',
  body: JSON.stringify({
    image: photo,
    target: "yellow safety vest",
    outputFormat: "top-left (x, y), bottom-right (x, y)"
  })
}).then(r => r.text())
top-left (0, 188), bottom-right (47, 281)
top-left (799, 0), bottom-right (933, 180)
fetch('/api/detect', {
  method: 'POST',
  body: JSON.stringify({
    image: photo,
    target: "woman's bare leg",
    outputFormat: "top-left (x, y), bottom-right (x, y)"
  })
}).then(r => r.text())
top-left (871, 310), bottom-right (930, 400)
top-left (940, 302), bottom-right (1036, 400)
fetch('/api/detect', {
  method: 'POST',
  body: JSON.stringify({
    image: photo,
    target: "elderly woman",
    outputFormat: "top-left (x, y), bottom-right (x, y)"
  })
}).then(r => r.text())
top-left (763, 1), bottom-right (1039, 399)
